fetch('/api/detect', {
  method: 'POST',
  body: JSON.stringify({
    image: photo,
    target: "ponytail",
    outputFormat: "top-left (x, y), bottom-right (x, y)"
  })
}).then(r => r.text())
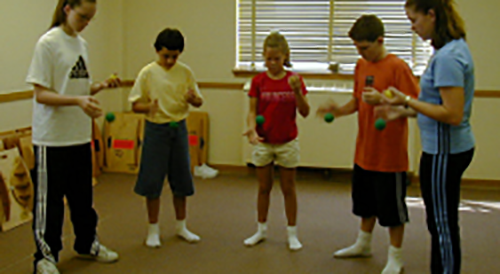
top-left (49, 0), bottom-right (96, 29)
top-left (405, 0), bottom-right (466, 49)
top-left (442, 0), bottom-right (466, 40)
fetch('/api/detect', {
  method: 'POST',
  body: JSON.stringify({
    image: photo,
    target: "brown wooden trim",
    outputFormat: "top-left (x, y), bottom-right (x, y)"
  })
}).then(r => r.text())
top-left (198, 82), bottom-right (244, 89)
top-left (475, 90), bottom-right (500, 98)
top-left (233, 69), bottom-right (500, 97)
top-left (412, 175), bottom-right (500, 189)
top-left (210, 164), bottom-right (253, 173)
top-left (120, 80), bottom-right (244, 90)
top-left (461, 178), bottom-right (500, 188)
top-left (212, 166), bottom-right (500, 189)
top-left (1, 83), bottom-right (498, 104)
top-left (121, 80), bottom-right (135, 87)
top-left (0, 90), bottom-right (34, 103)
top-left (233, 69), bottom-right (355, 80)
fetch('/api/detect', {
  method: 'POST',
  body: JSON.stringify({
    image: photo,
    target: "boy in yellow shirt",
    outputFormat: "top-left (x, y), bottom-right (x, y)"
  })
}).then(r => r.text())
top-left (129, 28), bottom-right (203, 248)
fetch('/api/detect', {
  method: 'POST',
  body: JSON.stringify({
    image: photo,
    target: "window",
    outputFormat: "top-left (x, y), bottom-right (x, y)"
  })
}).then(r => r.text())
top-left (237, 0), bottom-right (433, 75)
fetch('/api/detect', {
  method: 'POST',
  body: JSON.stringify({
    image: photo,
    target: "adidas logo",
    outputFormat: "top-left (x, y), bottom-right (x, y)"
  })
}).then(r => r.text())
top-left (70, 56), bottom-right (89, 79)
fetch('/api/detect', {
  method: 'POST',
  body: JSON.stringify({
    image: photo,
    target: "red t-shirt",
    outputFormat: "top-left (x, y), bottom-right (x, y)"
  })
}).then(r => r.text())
top-left (248, 71), bottom-right (308, 144)
top-left (354, 54), bottom-right (420, 172)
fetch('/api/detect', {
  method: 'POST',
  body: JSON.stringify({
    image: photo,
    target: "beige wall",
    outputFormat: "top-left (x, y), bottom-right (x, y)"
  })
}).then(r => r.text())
top-left (1, 0), bottom-right (499, 179)
top-left (458, 0), bottom-right (500, 90)
top-left (0, 0), bottom-right (55, 131)
top-left (122, 0), bottom-right (500, 89)
top-left (122, 0), bottom-right (238, 82)
top-left (121, 0), bottom-right (500, 179)
top-left (0, 0), bottom-right (53, 93)
top-left (0, 0), bottom-right (124, 131)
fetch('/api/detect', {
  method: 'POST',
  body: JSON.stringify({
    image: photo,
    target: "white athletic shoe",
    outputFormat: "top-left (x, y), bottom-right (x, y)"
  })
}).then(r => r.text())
top-left (194, 164), bottom-right (219, 179)
top-left (36, 259), bottom-right (60, 274)
top-left (77, 245), bottom-right (119, 263)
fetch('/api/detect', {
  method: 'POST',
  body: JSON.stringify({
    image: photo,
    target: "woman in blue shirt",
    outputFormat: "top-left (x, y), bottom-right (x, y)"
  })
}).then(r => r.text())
top-left (377, 0), bottom-right (474, 273)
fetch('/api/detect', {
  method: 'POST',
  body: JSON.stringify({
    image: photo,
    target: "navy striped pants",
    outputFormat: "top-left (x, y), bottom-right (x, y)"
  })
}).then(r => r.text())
top-left (419, 149), bottom-right (474, 274)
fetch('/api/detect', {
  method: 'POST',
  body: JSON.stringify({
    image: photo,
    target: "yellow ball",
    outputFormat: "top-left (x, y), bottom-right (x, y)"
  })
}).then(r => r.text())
top-left (384, 89), bottom-right (393, 98)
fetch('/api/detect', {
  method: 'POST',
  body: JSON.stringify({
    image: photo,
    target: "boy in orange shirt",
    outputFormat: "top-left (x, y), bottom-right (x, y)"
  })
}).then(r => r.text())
top-left (317, 15), bottom-right (419, 274)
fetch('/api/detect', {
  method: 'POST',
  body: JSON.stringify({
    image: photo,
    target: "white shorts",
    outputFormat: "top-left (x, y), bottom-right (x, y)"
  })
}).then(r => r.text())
top-left (252, 139), bottom-right (300, 168)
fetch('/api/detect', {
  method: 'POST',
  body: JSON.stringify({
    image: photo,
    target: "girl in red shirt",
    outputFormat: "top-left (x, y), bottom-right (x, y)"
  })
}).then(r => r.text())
top-left (243, 32), bottom-right (310, 251)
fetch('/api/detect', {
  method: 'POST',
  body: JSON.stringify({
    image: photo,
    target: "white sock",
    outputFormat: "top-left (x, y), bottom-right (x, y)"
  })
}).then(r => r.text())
top-left (244, 222), bottom-right (267, 246)
top-left (175, 219), bottom-right (200, 243)
top-left (382, 245), bottom-right (404, 274)
top-left (145, 223), bottom-right (161, 248)
top-left (287, 226), bottom-right (303, 251)
top-left (334, 230), bottom-right (372, 258)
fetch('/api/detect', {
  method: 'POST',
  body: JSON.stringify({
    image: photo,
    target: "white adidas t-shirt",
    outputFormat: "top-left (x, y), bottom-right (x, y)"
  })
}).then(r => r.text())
top-left (26, 27), bottom-right (92, 146)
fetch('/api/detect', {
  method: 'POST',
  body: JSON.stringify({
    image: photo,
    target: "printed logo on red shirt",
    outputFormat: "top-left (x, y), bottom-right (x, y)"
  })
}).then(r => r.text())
top-left (248, 72), bottom-right (308, 144)
top-left (261, 91), bottom-right (296, 102)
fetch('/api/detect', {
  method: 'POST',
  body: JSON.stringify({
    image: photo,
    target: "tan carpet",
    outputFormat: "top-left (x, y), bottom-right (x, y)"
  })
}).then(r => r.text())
top-left (1, 168), bottom-right (500, 274)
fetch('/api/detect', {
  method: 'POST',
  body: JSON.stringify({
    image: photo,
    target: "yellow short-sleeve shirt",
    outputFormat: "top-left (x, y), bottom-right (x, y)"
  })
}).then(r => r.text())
top-left (128, 61), bottom-right (203, 123)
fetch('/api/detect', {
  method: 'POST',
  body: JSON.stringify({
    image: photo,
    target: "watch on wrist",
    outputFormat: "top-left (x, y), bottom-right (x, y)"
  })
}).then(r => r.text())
top-left (404, 95), bottom-right (411, 108)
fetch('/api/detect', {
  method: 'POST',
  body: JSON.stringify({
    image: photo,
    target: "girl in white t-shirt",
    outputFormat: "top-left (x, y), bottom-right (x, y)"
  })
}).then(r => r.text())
top-left (26, 0), bottom-right (119, 273)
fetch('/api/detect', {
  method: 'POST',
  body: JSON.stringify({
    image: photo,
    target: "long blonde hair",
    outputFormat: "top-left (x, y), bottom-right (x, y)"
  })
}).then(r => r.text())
top-left (50, 0), bottom-right (96, 29)
top-left (263, 32), bottom-right (292, 67)
top-left (405, 0), bottom-right (466, 49)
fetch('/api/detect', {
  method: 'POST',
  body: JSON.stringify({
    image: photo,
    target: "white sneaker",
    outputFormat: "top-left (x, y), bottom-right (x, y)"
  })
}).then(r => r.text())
top-left (194, 164), bottom-right (218, 179)
top-left (200, 164), bottom-right (219, 177)
top-left (77, 245), bottom-right (119, 263)
top-left (36, 259), bottom-right (60, 274)
top-left (201, 164), bottom-right (218, 173)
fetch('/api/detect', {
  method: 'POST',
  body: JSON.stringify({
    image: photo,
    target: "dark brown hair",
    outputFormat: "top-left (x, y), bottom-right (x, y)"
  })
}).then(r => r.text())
top-left (154, 28), bottom-right (185, 52)
top-left (348, 14), bottom-right (385, 42)
top-left (405, 0), bottom-right (466, 49)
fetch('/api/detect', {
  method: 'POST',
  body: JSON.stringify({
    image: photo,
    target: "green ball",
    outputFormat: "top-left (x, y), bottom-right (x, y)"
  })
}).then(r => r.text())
top-left (256, 115), bottom-right (265, 126)
top-left (105, 112), bottom-right (115, 122)
top-left (170, 121), bottom-right (179, 128)
top-left (375, 118), bottom-right (387, 131)
top-left (324, 113), bottom-right (334, 123)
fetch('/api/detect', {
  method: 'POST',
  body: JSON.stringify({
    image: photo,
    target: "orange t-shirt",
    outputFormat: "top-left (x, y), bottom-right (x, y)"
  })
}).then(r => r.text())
top-left (353, 54), bottom-right (420, 172)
